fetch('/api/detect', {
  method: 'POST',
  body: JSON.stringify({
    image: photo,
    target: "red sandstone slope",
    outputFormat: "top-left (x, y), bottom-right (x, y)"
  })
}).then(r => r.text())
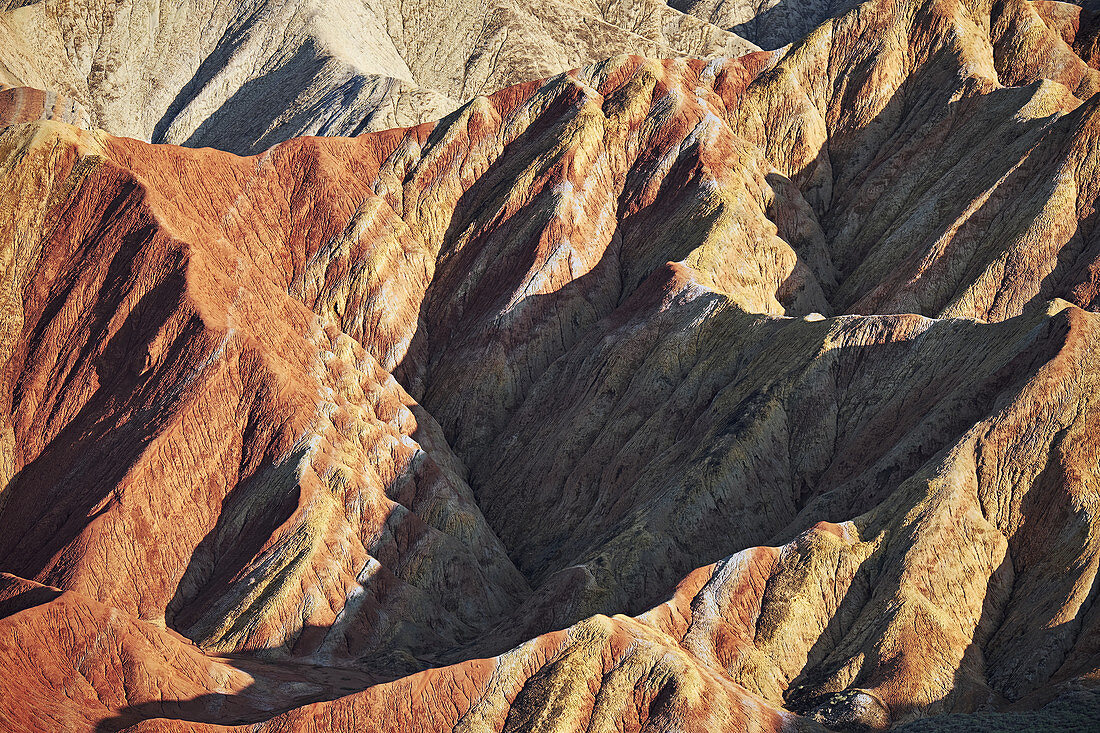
top-left (3, 0), bottom-right (1100, 730)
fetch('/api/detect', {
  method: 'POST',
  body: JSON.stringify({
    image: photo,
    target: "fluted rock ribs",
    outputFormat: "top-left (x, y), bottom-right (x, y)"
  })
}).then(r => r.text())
top-left (3, 0), bottom-right (1100, 730)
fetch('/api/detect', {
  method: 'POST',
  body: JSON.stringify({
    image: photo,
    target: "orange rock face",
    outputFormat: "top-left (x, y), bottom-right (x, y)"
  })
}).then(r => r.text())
top-left (0, 86), bottom-right (89, 129)
top-left (3, 0), bottom-right (1100, 731)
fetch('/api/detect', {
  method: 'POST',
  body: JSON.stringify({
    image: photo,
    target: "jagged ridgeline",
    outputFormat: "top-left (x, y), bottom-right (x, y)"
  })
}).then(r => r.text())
top-left (2, 0), bottom-right (1100, 731)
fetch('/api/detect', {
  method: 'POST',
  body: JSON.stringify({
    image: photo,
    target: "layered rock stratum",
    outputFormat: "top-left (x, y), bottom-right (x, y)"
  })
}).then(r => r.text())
top-left (4, 0), bottom-right (1100, 730)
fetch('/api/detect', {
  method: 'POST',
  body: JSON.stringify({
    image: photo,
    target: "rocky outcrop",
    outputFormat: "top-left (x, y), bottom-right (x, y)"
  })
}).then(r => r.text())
top-left (3, 0), bottom-right (1100, 731)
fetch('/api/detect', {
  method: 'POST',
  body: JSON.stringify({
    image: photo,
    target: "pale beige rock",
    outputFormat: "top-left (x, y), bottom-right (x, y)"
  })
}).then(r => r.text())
top-left (672, 0), bottom-right (855, 49)
top-left (0, 0), bottom-right (755, 154)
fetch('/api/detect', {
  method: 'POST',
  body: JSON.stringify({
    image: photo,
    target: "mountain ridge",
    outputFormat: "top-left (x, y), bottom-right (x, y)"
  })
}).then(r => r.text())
top-left (3, 0), bottom-right (1100, 730)
top-left (0, 0), bottom-right (756, 155)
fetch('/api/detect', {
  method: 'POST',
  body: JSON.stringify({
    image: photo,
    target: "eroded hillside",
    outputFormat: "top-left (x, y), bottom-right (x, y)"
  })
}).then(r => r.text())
top-left (0, 0), bottom-right (754, 154)
top-left (2, 0), bottom-right (1100, 730)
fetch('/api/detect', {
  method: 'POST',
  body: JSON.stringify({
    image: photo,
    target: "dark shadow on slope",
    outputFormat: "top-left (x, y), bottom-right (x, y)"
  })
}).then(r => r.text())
top-left (981, 424), bottom-right (1100, 704)
top-left (845, 107), bottom-right (1094, 318)
top-left (423, 298), bottom-right (1092, 675)
top-left (782, 307), bottom-right (1085, 531)
top-left (0, 190), bottom-right (207, 577)
top-left (164, 448), bottom-right (304, 638)
top-left (394, 58), bottom-right (829, 470)
top-left (150, 3), bottom-right (279, 148)
top-left (91, 632), bottom-right (383, 732)
top-left (666, 0), bottom-right (854, 50)
top-left (395, 57), bottom-right (825, 393)
top-left (822, 81), bottom-right (1046, 300)
top-left (381, 49), bottom-right (1100, 659)
top-left (782, 315), bottom-right (1100, 726)
top-left (19, 30), bottom-right (1100, 731)
top-left (894, 684), bottom-right (1100, 732)
top-left (392, 75), bottom-right (749, 427)
top-left (807, 61), bottom-right (1100, 318)
top-left (1038, 196), bottom-right (1100, 314)
top-left (0, 309), bottom-right (214, 577)
top-left (784, 551), bottom-right (1015, 729)
top-left (734, 0), bottom-right (856, 50)
top-left (178, 40), bottom-right (323, 155)
top-left (179, 40), bottom-right (394, 156)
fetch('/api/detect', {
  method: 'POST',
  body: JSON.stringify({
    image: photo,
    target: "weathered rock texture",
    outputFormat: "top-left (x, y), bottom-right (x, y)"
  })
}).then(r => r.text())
top-left (3, 0), bottom-right (1100, 731)
top-left (671, 0), bottom-right (856, 49)
top-left (0, 0), bottom-right (754, 155)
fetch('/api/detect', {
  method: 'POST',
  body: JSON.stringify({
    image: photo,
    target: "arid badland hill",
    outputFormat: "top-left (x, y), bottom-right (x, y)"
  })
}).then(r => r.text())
top-left (0, 0), bottom-right (757, 155)
top-left (3, 0), bottom-right (1100, 730)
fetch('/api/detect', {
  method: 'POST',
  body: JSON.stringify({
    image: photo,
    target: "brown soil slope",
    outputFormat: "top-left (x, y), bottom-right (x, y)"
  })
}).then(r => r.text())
top-left (3, 0), bottom-right (1100, 730)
